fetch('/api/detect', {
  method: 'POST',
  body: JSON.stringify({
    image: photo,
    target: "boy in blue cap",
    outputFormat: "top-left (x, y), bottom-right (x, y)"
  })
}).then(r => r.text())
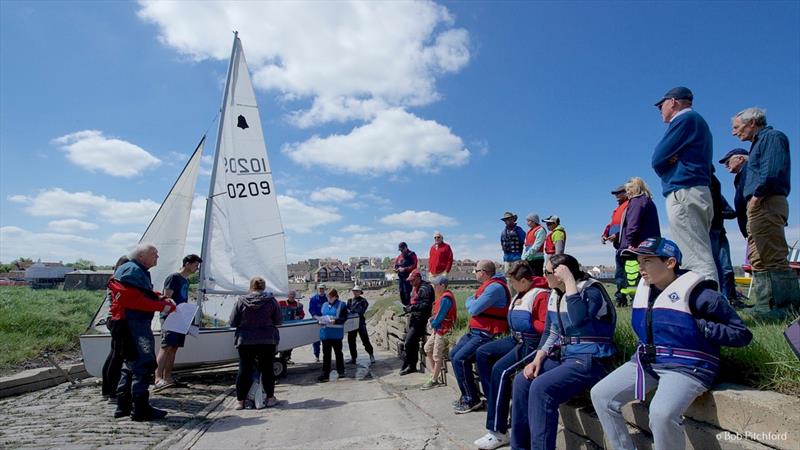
top-left (591, 237), bottom-right (752, 450)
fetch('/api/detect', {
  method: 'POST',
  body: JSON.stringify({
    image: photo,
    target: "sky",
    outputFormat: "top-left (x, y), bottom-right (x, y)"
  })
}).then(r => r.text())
top-left (1, 0), bottom-right (798, 268)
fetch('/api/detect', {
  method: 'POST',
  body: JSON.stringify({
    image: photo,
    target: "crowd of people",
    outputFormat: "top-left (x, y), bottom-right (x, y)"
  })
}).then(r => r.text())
top-left (97, 86), bottom-right (797, 449)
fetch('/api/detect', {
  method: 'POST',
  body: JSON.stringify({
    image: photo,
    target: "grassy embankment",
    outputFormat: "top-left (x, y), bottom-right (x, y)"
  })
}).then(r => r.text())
top-left (0, 286), bottom-right (103, 373)
top-left (366, 285), bottom-right (800, 396)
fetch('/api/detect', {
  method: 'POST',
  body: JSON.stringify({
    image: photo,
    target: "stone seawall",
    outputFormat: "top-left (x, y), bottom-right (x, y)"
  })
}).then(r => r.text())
top-left (369, 311), bottom-right (799, 450)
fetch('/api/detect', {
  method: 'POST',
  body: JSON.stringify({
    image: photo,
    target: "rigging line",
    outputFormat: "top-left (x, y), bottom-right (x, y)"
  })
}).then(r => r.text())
top-left (252, 231), bottom-right (284, 241)
top-left (203, 108), bottom-right (222, 138)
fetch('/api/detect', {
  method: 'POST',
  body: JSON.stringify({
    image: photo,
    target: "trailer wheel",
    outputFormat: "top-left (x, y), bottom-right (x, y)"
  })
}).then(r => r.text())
top-left (273, 359), bottom-right (287, 378)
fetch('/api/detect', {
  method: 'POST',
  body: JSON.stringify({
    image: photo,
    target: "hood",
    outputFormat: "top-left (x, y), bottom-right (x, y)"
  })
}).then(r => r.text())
top-left (530, 276), bottom-right (549, 289)
top-left (242, 292), bottom-right (273, 309)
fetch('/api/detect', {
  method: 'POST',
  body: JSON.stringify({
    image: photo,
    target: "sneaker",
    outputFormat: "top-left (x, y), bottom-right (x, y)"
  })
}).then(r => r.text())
top-left (369, 354), bottom-right (376, 364)
top-left (452, 398), bottom-right (464, 408)
top-left (265, 397), bottom-right (279, 408)
top-left (454, 399), bottom-right (485, 414)
top-left (317, 374), bottom-right (329, 383)
top-left (474, 432), bottom-right (510, 450)
top-left (421, 378), bottom-right (442, 390)
top-left (315, 356), bottom-right (320, 363)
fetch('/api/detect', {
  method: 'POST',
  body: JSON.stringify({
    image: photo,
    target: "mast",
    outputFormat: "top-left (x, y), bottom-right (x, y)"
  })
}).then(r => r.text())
top-left (198, 31), bottom-right (239, 302)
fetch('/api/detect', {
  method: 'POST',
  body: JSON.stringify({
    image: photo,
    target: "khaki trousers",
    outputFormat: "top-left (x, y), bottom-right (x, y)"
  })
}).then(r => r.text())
top-left (747, 195), bottom-right (791, 272)
top-left (666, 186), bottom-right (718, 283)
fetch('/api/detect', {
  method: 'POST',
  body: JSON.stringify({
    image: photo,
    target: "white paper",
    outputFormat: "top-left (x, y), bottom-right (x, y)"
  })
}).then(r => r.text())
top-left (186, 325), bottom-right (200, 338)
top-left (163, 303), bottom-right (199, 335)
top-left (318, 315), bottom-right (332, 325)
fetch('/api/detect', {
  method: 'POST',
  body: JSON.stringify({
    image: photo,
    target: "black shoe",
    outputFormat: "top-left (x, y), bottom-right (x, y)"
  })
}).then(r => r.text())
top-left (347, 359), bottom-right (357, 365)
top-left (399, 367), bottom-right (417, 376)
top-left (130, 393), bottom-right (167, 421)
top-left (317, 374), bottom-right (329, 383)
top-left (113, 394), bottom-right (131, 419)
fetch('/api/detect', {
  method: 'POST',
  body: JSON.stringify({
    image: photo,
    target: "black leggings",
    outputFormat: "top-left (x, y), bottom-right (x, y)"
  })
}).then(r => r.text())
top-left (348, 323), bottom-right (374, 360)
top-left (236, 344), bottom-right (276, 401)
top-left (101, 319), bottom-right (128, 397)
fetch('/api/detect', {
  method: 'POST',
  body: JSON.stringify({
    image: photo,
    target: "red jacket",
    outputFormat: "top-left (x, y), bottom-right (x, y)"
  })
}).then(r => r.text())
top-left (602, 200), bottom-right (629, 248)
top-left (428, 242), bottom-right (453, 274)
top-left (108, 278), bottom-right (174, 321)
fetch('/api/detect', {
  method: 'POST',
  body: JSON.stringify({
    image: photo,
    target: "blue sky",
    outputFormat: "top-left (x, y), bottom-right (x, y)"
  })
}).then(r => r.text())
top-left (1, 1), bottom-right (798, 267)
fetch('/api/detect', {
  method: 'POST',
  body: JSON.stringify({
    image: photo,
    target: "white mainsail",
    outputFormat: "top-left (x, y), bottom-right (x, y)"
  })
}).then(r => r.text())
top-left (199, 34), bottom-right (288, 325)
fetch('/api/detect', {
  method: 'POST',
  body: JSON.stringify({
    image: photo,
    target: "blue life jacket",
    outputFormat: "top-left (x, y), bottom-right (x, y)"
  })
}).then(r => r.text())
top-left (508, 287), bottom-right (549, 342)
top-left (631, 272), bottom-right (720, 372)
top-left (319, 300), bottom-right (346, 341)
top-left (545, 278), bottom-right (616, 358)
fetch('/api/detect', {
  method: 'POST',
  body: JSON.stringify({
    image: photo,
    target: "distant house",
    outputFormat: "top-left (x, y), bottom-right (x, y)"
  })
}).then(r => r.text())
top-left (24, 262), bottom-right (73, 289)
top-left (314, 264), bottom-right (353, 283)
top-left (64, 270), bottom-right (114, 290)
top-left (356, 267), bottom-right (388, 287)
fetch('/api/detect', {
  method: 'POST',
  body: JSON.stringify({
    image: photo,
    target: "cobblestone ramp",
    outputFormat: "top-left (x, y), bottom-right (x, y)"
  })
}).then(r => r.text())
top-left (0, 369), bottom-right (235, 449)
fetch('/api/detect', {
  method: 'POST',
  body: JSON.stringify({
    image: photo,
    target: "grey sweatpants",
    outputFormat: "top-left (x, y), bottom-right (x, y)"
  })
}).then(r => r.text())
top-left (666, 186), bottom-right (718, 283)
top-left (590, 362), bottom-right (707, 450)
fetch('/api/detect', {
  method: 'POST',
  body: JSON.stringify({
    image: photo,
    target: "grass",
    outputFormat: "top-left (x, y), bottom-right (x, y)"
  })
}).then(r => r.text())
top-left (0, 286), bottom-right (103, 372)
top-left (367, 284), bottom-right (800, 396)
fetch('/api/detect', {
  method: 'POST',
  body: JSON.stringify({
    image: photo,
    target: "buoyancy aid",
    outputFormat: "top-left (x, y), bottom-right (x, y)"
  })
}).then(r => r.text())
top-left (469, 277), bottom-right (511, 335)
top-left (431, 290), bottom-right (457, 335)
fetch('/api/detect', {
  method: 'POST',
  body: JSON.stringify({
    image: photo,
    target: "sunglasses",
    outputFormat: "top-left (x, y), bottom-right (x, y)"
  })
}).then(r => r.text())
top-left (544, 270), bottom-right (555, 275)
top-left (474, 268), bottom-right (486, 274)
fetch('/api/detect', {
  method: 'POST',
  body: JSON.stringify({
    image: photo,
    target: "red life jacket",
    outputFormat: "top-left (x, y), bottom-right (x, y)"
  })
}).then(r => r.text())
top-left (108, 278), bottom-right (172, 321)
top-left (468, 277), bottom-right (511, 335)
top-left (544, 227), bottom-right (566, 255)
top-left (525, 224), bottom-right (545, 252)
top-left (431, 290), bottom-right (457, 335)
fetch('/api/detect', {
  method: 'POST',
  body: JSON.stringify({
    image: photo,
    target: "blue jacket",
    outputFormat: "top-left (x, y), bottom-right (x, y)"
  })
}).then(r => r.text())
top-left (652, 110), bottom-right (713, 196)
top-left (538, 280), bottom-right (616, 358)
top-left (618, 195), bottom-right (660, 251)
top-left (319, 299), bottom-right (348, 341)
top-left (743, 126), bottom-right (792, 199)
top-left (309, 293), bottom-right (326, 317)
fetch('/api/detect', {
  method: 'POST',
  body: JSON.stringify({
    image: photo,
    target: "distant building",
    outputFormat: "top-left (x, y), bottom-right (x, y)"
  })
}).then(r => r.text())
top-left (64, 270), bottom-right (114, 290)
top-left (24, 261), bottom-right (72, 289)
top-left (314, 264), bottom-right (353, 283)
top-left (355, 266), bottom-right (388, 287)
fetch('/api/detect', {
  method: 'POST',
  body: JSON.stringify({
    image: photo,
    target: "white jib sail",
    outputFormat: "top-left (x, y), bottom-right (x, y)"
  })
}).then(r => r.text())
top-left (142, 137), bottom-right (206, 295)
top-left (200, 35), bottom-right (288, 325)
top-left (88, 137), bottom-right (205, 333)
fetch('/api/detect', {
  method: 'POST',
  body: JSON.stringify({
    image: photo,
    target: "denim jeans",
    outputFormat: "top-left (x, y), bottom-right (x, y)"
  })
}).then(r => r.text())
top-left (614, 253), bottom-right (627, 302)
top-left (590, 361), bottom-right (707, 450)
top-left (511, 354), bottom-right (607, 450)
top-left (449, 329), bottom-right (493, 404)
top-left (117, 316), bottom-right (157, 397)
top-left (477, 336), bottom-right (538, 433)
top-left (710, 228), bottom-right (736, 299)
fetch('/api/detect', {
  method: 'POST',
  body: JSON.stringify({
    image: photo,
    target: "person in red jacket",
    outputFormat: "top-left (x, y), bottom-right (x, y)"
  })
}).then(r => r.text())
top-left (602, 185), bottom-right (630, 307)
top-left (428, 231), bottom-right (454, 278)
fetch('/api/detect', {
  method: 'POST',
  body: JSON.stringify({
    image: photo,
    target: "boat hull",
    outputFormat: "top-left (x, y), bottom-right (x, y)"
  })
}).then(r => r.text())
top-left (79, 316), bottom-right (360, 377)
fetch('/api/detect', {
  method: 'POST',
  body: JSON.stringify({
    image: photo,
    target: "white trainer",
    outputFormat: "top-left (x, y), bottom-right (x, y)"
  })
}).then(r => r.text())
top-left (474, 432), bottom-right (509, 450)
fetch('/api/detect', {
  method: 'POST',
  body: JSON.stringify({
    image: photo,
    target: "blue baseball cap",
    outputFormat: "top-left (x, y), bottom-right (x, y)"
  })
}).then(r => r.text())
top-left (654, 86), bottom-right (693, 107)
top-left (621, 237), bottom-right (682, 265)
top-left (718, 148), bottom-right (748, 164)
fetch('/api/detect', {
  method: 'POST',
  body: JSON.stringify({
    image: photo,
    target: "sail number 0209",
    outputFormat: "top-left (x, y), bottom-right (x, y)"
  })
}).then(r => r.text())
top-left (226, 181), bottom-right (271, 199)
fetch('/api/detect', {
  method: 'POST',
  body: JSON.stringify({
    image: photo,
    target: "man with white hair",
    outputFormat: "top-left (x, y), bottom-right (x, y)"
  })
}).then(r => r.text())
top-left (428, 231), bottom-right (453, 279)
top-left (732, 107), bottom-right (799, 320)
top-left (113, 243), bottom-right (176, 421)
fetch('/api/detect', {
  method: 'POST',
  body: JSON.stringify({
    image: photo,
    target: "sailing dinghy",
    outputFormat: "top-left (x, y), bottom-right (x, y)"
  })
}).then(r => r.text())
top-left (79, 33), bottom-right (357, 378)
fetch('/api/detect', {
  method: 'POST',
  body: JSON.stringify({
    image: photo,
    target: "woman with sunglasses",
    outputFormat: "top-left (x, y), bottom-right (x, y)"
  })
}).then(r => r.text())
top-left (510, 254), bottom-right (616, 450)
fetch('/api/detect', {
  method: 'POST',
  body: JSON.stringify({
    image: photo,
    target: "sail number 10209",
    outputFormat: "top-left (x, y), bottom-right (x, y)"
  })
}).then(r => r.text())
top-left (226, 181), bottom-right (271, 199)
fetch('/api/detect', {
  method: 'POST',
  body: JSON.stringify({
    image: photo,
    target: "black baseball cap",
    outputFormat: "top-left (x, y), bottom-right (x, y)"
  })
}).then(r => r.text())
top-left (718, 148), bottom-right (748, 164)
top-left (655, 86), bottom-right (693, 107)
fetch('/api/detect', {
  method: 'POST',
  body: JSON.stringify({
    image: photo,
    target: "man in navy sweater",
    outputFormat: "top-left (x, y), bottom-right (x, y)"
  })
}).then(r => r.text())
top-left (652, 86), bottom-right (718, 284)
top-left (732, 107), bottom-right (799, 321)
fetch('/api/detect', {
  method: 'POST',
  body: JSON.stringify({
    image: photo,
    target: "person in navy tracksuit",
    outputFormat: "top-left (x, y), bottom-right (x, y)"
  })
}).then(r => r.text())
top-left (510, 254), bottom-right (616, 450)
top-left (591, 237), bottom-right (752, 450)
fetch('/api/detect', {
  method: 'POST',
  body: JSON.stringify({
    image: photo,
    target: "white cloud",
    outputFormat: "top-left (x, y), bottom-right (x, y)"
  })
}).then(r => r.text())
top-left (339, 224), bottom-right (372, 233)
top-left (380, 210), bottom-right (457, 228)
top-left (283, 108), bottom-right (470, 173)
top-left (0, 226), bottom-right (135, 264)
top-left (13, 188), bottom-right (159, 225)
top-left (52, 130), bottom-right (161, 177)
top-left (47, 219), bottom-right (99, 233)
top-left (277, 195), bottom-right (342, 233)
top-left (8, 195), bottom-right (29, 203)
top-left (305, 230), bottom-right (429, 260)
top-left (137, 1), bottom-right (470, 127)
top-left (309, 187), bottom-right (356, 203)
